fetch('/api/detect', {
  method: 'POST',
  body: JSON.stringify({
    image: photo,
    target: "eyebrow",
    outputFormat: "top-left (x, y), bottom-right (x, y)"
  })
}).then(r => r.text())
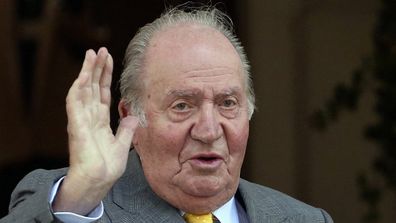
top-left (166, 87), bottom-right (243, 98)
top-left (166, 89), bottom-right (202, 98)
top-left (219, 86), bottom-right (243, 96)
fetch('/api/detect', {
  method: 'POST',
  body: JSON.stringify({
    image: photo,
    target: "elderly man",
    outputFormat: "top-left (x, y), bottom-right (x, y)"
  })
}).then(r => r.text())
top-left (2, 6), bottom-right (332, 223)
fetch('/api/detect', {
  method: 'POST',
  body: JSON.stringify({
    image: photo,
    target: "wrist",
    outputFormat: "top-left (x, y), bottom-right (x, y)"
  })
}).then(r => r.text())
top-left (52, 171), bottom-right (114, 215)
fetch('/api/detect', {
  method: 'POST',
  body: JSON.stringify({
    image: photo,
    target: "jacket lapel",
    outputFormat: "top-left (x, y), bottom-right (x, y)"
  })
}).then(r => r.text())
top-left (110, 150), bottom-right (185, 223)
top-left (237, 179), bottom-right (289, 223)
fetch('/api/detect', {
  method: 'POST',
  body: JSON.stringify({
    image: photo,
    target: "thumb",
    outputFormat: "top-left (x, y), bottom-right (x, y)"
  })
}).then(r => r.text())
top-left (115, 115), bottom-right (139, 149)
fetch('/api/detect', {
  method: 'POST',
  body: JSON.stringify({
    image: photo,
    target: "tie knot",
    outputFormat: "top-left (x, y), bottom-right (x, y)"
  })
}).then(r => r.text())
top-left (183, 213), bottom-right (214, 223)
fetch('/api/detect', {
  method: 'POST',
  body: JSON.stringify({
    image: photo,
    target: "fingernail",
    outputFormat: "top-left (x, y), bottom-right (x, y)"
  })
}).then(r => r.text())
top-left (85, 49), bottom-right (93, 58)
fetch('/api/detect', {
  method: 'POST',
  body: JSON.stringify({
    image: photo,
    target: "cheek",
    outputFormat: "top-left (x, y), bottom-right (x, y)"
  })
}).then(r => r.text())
top-left (227, 121), bottom-right (249, 158)
top-left (138, 122), bottom-right (195, 188)
top-left (138, 122), bottom-right (190, 160)
top-left (159, 123), bottom-right (189, 148)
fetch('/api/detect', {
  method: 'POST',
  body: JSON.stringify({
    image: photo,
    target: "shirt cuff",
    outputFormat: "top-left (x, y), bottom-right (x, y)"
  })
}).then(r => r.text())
top-left (49, 176), bottom-right (104, 223)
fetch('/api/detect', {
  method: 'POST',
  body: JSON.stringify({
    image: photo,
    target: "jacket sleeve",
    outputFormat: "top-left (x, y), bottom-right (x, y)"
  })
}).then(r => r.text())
top-left (320, 208), bottom-right (334, 223)
top-left (0, 168), bottom-right (67, 223)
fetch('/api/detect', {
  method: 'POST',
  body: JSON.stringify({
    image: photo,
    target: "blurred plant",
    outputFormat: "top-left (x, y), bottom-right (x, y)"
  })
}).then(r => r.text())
top-left (310, 0), bottom-right (396, 222)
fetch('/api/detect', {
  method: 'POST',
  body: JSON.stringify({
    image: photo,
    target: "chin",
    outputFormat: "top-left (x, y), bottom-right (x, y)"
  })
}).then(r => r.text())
top-left (187, 182), bottom-right (224, 197)
top-left (175, 193), bottom-right (230, 214)
top-left (178, 174), bottom-right (230, 196)
top-left (174, 178), bottom-right (238, 213)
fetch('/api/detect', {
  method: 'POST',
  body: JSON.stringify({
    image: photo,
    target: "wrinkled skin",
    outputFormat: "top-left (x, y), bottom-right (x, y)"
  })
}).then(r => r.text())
top-left (127, 24), bottom-right (250, 214)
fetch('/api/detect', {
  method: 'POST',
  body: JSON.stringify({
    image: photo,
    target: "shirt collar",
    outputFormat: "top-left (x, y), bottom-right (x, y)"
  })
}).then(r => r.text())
top-left (180, 196), bottom-right (239, 223)
top-left (213, 196), bottom-right (239, 223)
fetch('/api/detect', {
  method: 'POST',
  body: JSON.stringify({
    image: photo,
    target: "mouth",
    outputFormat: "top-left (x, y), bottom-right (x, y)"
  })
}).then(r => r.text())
top-left (198, 157), bottom-right (218, 162)
top-left (189, 153), bottom-right (223, 169)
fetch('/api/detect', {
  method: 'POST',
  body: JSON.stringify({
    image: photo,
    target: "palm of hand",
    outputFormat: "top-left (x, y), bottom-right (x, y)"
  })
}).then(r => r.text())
top-left (66, 48), bottom-right (138, 185)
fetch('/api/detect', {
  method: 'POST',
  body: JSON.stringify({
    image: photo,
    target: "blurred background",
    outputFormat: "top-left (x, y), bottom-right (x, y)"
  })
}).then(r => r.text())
top-left (1, 0), bottom-right (395, 222)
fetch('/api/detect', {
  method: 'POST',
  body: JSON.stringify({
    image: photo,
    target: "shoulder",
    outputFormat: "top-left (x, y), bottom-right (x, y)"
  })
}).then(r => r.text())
top-left (4, 168), bottom-right (68, 222)
top-left (238, 179), bottom-right (333, 223)
top-left (238, 178), bottom-right (311, 210)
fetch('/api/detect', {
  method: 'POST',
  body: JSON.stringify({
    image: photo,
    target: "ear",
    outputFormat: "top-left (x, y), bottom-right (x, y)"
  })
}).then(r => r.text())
top-left (118, 99), bottom-right (130, 118)
top-left (118, 99), bottom-right (140, 149)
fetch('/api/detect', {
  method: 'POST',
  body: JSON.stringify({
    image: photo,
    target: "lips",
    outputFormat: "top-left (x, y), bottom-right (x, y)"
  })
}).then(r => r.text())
top-left (188, 153), bottom-right (223, 169)
top-left (197, 156), bottom-right (218, 162)
top-left (192, 153), bottom-right (222, 161)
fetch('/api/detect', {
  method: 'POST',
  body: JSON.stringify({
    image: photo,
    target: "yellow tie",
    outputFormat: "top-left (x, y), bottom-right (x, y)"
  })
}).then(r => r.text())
top-left (183, 213), bottom-right (214, 223)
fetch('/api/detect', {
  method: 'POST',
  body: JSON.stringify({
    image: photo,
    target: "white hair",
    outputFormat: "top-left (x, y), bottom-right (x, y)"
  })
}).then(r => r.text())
top-left (120, 5), bottom-right (255, 126)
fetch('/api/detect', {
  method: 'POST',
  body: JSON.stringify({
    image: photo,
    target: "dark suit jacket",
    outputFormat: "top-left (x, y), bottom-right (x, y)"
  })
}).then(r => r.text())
top-left (1, 150), bottom-right (333, 223)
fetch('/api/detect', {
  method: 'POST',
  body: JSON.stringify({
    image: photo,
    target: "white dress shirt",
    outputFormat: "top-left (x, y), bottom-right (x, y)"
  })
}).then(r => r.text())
top-left (49, 177), bottom-right (103, 223)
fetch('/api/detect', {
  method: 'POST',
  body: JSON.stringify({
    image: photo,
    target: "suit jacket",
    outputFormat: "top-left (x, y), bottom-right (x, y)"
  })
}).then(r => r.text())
top-left (1, 150), bottom-right (333, 223)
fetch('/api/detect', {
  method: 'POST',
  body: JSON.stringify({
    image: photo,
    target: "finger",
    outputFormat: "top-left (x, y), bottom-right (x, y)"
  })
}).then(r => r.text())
top-left (100, 53), bottom-right (113, 107)
top-left (79, 49), bottom-right (96, 89)
top-left (66, 50), bottom-right (96, 109)
top-left (115, 115), bottom-right (139, 149)
top-left (66, 79), bottom-right (84, 127)
top-left (92, 47), bottom-right (109, 102)
top-left (79, 50), bottom-right (97, 105)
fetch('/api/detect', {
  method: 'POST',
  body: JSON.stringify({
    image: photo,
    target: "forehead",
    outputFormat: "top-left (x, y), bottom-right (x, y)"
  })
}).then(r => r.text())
top-left (142, 24), bottom-right (243, 87)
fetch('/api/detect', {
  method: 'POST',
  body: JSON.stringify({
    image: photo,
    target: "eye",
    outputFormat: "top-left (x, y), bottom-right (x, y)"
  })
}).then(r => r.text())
top-left (223, 99), bottom-right (236, 107)
top-left (219, 97), bottom-right (239, 119)
top-left (171, 102), bottom-right (191, 111)
top-left (169, 100), bottom-right (194, 122)
top-left (221, 98), bottom-right (238, 108)
top-left (173, 102), bottom-right (188, 110)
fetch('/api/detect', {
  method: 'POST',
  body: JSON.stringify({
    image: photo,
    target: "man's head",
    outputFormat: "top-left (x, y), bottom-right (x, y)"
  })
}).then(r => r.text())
top-left (120, 6), bottom-right (255, 125)
top-left (119, 6), bottom-right (255, 214)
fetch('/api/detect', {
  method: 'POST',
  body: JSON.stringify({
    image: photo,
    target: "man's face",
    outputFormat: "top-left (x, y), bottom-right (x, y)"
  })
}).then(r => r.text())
top-left (132, 24), bottom-right (250, 213)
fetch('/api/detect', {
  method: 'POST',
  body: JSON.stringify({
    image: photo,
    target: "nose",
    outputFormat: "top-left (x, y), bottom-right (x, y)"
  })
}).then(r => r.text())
top-left (191, 103), bottom-right (222, 144)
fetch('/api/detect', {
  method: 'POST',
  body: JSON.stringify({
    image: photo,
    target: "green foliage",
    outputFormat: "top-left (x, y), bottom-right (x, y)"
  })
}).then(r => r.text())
top-left (356, 174), bottom-right (382, 223)
top-left (311, 1), bottom-right (396, 222)
top-left (310, 59), bottom-right (369, 130)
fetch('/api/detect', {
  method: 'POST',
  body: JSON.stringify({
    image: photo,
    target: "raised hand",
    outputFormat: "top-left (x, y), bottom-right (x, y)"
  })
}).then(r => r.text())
top-left (52, 48), bottom-right (139, 215)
